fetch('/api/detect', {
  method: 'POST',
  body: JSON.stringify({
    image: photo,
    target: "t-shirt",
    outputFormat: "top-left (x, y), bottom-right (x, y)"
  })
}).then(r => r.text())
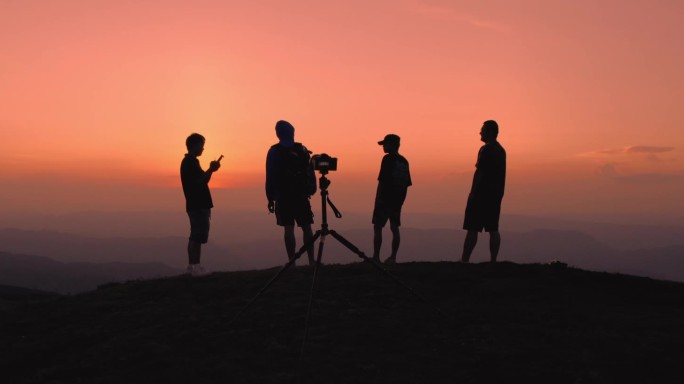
top-left (375, 153), bottom-right (412, 209)
top-left (469, 141), bottom-right (506, 201)
top-left (180, 155), bottom-right (213, 211)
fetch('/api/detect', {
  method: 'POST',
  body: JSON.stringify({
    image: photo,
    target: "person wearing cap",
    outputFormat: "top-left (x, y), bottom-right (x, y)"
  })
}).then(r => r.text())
top-left (266, 120), bottom-right (317, 266)
top-left (461, 120), bottom-right (506, 263)
top-left (373, 134), bottom-right (412, 264)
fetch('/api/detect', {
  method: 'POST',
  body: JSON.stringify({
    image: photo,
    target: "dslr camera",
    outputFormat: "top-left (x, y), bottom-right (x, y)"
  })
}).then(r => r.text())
top-left (311, 153), bottom-right (338, 173)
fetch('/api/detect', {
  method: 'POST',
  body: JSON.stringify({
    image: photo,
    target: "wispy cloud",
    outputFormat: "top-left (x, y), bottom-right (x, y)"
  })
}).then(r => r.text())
top-left (579, 145), bottom-right (675, 162)
top-left (596, 163), bottom-right (619, 177)
top-left (405, 0), bottom-right (508, 32)
top-left (602, 171), bottom-right (684, 184)
top-left (595, 161), bottom-right (684, 184)
top-left (625, 146), bottom-right (675, 154)
top-left (585, 146), bottom-right (681, 183)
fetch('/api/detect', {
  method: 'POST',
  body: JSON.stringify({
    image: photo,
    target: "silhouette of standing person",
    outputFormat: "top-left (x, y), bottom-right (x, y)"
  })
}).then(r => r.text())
top-left (180, 133), bottom-right (221, 276)
top-left (462, 120), bottom-right (506, 263)
top-left (373, 134), bottom-right (412, 264)
top-left (266, 120), bottom-right (317, 266)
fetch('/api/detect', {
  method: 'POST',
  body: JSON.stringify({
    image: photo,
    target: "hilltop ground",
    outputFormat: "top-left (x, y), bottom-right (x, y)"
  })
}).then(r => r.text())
top-left (1, 262), bottom-right (683, 384)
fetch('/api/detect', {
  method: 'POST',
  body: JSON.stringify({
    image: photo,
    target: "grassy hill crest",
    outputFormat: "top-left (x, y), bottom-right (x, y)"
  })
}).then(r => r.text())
top-left (2, 262), bottom-right (683, 384)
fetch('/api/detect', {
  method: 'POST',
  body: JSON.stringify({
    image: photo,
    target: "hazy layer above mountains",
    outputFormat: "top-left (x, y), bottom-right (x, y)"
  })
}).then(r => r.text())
top-left (1, 209), bottom-right (682, 251)
top-left (1, 210), bottom-right (682, 293)
top-left (0, 251), bottom-right (179, 294)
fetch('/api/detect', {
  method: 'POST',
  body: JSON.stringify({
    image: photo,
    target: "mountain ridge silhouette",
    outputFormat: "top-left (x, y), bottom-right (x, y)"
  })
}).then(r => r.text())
top-left (2, 224), bottom-right (683, 294)
top-left (2, 262), bottom-right (683, 383)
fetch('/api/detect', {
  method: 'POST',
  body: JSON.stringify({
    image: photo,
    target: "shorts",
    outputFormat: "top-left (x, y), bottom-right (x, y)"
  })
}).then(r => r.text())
top-left (372, 202), bottom-right (402, 227)
top-left (275, 196), bottom-right (314, 227)
top-left (187, 209), bottom-right (211, 243)
top-left (463, 196), bottom-right (501, 232)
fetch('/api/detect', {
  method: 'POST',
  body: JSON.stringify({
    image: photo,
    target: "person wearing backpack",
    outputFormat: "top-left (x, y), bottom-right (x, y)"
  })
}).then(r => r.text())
top-left (266, 120), bottom-right (317, 266)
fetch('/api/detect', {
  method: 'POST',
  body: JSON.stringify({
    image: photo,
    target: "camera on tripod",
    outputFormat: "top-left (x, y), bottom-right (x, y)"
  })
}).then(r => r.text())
top-left (311, 153), bottom-right (337, 173)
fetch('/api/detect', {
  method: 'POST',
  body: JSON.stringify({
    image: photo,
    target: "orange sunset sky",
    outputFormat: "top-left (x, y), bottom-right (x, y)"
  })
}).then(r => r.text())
top-left (1, 0), bottom-right (683, 221)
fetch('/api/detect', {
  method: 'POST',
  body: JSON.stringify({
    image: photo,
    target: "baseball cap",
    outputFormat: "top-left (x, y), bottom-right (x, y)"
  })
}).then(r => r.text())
top-left (378, 134), bottom-right (400, 145)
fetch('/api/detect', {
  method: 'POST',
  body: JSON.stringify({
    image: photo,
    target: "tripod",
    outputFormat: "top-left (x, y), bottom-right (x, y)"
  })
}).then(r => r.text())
top-left (228, 172), bottom-right (448, 360)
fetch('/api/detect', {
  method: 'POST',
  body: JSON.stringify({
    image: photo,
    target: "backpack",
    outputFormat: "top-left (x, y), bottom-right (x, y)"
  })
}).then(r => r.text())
top-left (274, 143), bottom-right (313, 196)
top-left (391, 158), bottom-right (411, 187)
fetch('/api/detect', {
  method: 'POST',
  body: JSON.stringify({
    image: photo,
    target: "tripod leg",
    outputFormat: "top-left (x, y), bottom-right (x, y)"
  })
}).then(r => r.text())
top-left (329, 230), bottom-right (450, 320)
top-left (299, 233), bottom-right (326, 362)
top-left (227, 230), bottom-right (322, 327)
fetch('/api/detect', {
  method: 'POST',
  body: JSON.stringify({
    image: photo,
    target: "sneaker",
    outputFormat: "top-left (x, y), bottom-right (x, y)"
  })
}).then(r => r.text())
top-left (192, 264), bottom-right (208, 277)
top-left (186, 264), bottom-right (195, 275)
top-left (384, 257), bottom-right (396, 264)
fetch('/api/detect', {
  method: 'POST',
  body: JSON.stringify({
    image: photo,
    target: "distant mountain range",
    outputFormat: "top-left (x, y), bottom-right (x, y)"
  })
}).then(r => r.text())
top-left (0, 251), bottom-right (181, 294)
top-left (1, 212), bottom-right (682, 293)
top-left (0, 228), bottom-right (255, 269)
top-left (230, 227), bottom-right (684, 282)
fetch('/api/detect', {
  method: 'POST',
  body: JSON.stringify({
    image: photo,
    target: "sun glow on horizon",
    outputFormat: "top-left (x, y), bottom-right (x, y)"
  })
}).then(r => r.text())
top-left (2, 1), bottom-right (683, 218)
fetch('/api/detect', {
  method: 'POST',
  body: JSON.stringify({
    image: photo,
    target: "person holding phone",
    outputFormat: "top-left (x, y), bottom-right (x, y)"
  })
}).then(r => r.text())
top-left (180, 133), bottom-right (221, 276)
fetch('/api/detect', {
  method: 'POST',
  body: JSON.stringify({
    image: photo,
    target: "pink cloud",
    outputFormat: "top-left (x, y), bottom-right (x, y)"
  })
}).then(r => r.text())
top-left (407, 1), bottom-right (508, 32)
top-left (625, 146), bottom-right (675, 154)
top-left (580, 146), bottom-right (675, 161)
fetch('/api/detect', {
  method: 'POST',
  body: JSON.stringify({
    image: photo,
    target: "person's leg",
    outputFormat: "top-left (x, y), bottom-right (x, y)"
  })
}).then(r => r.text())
top-left (461, 197), bottom-right (482, 263)
top-left (373, 224), bottom-right (383, 262)
top-left (188, 239), bottom-right (201, 265)
top-left (372, 204), bottom-right (388, 262)
top-left (197, 209), bottom-right (210, 267)
top-left (489, 231), bottom-right (501, 262)
top-left (388, 223), bottom-right (400, 262)
top-left (276, 199), bottom-right (297, 263)
top-left (187, 209), bottom-right (208, 270)
top-left (461, 230), bottom-right (478, 263)
top-left (284, 225), bottom-right (296, 261)
top-left (302, 224), bottom-right (315, 265)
